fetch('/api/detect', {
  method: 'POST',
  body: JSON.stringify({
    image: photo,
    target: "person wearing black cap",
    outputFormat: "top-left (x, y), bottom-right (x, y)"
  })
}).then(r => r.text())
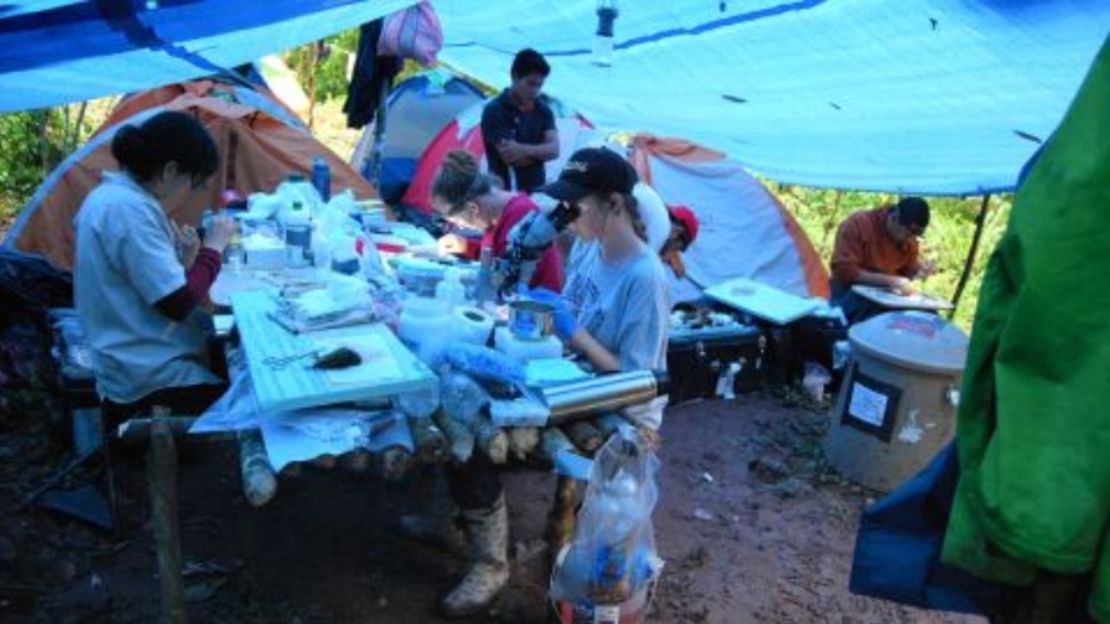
top-left (398, 149), bottom-right (669, 619)
top-left (829, 197), bottom-right (934, 323)
top-left (537, 147), bottom-right (671, 384)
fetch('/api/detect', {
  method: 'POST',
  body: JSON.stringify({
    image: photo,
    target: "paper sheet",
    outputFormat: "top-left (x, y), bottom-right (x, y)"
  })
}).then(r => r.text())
top-left (848, 382), bottom-right (889, 427)
top-left (311, 334), bottom-right (403, 386)
top-left (260, 410), bottom-right (414, 472)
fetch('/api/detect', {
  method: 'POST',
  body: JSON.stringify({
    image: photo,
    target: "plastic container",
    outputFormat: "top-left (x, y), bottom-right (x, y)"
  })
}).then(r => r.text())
top-left (824, 311), bottom-right (969, 492)
top-left (494, 326), bottom-right (562, 363)
top-left (276, 174), bottom-right (323, 218)
top-left (398, 296), bottom-right (451, 352)
top-left (393, 256), bottom-right (447, 297)
top-left (282, 201), bottom-right (311, 267)
top-left (435, 268), bottom-right (467, 309)
top-left (310, 227), bottom-right (331, 270)
top-left (311, 157), bottom-right (331, 202)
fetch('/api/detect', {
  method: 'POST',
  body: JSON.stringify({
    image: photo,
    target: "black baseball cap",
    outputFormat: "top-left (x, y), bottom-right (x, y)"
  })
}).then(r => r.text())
top-left (893, 197), bottom-right (930, 235)
top-left (539, 147), bottom-right (638, 202)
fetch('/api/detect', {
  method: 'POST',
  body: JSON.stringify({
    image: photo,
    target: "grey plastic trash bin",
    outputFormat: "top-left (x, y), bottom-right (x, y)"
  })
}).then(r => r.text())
top-left (823, 310), bottom-right (968, 492)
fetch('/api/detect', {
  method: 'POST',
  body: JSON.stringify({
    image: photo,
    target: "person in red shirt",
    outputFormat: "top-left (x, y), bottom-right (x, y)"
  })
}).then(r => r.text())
top-left (829, 197), bottom-right (934, 322)
top-left (433, 150), bottom-right (564, 293)
top-left (418, 149), bottom-right (564, 617)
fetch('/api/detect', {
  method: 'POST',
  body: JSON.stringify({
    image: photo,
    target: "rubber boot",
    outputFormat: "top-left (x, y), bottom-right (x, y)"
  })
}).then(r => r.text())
top-left (396, 510), bottom-right (469, 558)
top-left (439, 494), bottom-right (510, 618)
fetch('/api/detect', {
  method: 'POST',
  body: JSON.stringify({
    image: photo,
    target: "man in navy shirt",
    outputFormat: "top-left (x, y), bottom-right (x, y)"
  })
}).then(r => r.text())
top-left (480, 49), bottom-right (559, 192)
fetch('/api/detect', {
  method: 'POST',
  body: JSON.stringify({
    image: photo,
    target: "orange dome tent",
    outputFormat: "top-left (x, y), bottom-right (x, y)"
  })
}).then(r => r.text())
top-left (5, 79), bottom-right (375, 271)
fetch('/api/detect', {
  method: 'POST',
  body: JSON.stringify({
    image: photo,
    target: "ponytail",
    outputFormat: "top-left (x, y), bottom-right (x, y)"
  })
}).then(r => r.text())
top-left (110, 111), bottom-right (218, 184)
top-left (432, 150), bottom-right (497, 214)
top-left (616, 192), bottom-right (648, 243)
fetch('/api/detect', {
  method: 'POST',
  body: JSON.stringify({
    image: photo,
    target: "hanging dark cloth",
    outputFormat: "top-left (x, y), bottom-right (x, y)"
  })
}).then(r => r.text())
top-left (343, 19), bottom-right (403, 129)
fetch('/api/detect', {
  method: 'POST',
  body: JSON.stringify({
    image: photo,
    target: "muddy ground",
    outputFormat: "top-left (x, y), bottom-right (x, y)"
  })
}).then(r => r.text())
top-left (0, 394), bottom-right (986, 623)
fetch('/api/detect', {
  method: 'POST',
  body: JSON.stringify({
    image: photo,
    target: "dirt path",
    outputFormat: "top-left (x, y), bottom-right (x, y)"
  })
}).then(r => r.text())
top-left (0, 396), bottom-right (985, 623)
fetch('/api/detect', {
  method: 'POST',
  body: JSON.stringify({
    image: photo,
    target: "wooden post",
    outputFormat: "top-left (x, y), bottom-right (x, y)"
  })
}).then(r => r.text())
top-left (472, 419), bottom-right (508, 465)
top-left (148, 415), bottom-right (186, 624)
top-left (238, 429), bottom-right (277, 507)
top-left (433, 411), bottom-right (475, 465)
top-left (546, 476), bottom-right (580, 559)
top-left (408, 416), bottom-right (449, 463)
top-left (507, 427), bottom-right (541, 462)
top-left (949, 194), bottom-right (992, 320)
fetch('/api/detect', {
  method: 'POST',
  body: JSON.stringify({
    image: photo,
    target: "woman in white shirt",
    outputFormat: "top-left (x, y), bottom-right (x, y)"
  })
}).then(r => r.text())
top-left (74, 111), bottom-right (236, 428)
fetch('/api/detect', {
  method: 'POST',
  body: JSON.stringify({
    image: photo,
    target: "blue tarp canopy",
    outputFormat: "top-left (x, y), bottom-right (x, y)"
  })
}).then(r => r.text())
top-left (0, 1), bottom-right (1106, 194)
top-left (437, 0), bottom-right (1110, 195)
top-left (0, 0), bottom-right (410, 113)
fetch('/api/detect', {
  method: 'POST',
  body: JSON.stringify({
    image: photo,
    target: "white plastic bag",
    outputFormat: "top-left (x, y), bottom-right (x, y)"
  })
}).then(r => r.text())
top-left (550, 430), bottom-right (664, 622)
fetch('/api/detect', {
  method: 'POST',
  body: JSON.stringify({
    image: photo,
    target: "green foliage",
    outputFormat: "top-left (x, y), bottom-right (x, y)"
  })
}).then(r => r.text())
top-left (286, 29), bottom-right (438, 104)
top-left (773, 183), bottom-right (1013, 331)
top-left (286, 29), bottom-right (360, 103)
top-left (0, 103), bottom-right (106, 228)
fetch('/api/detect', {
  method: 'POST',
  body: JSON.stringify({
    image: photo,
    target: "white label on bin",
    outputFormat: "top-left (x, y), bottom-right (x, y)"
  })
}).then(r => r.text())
top-left (848, 382), bottom-right (888, 427)
top-left (593, 605), bottom-right (620, 624)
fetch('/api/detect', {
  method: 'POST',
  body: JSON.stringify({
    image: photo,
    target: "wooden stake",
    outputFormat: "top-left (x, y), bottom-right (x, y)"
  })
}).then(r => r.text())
top-left (311, 454), bottom-right (338, 470)
top-left (408, 416), bottom-right (449, 463)
top-left (472, 419), bottom-right (508, 465)
top-left (377, 446), bottom-right (415, 480)
top-left (338, 448), bottom-right (370, 473)
top-left (593, 413), bottom-right (628, 441)
top-left (507, 427), bottom-right (541, 462)
top-left (564, 421), bottom-right (603, 453)
top-left (546, 476), bottom-right (580, 557)
top-left (433, 411), bottom-right (475, 465)
top-left (539, 427), bottom-right (576, 464)
top-left (238, 430), bottom-right (276, 507)
top-left (148, 416), bottom-right (186, 624)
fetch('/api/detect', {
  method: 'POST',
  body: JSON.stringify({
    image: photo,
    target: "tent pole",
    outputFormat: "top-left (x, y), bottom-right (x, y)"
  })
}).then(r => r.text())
top-left (948, 194), bottom-right (991, 319)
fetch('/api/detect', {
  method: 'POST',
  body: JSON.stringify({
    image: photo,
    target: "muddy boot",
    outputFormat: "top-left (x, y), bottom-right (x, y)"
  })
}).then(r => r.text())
top-left (395, 511), bottom-right (469, 558)
top-left (439, 495), bottom-right (510, 618)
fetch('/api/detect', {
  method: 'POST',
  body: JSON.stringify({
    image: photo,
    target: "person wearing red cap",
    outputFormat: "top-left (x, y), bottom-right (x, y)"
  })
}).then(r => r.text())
top-left (661, 205), bottom-right (699, 279)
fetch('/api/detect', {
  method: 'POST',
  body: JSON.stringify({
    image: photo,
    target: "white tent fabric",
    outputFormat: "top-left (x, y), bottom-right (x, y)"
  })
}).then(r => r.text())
top-left (651, 155), bottom-right (813, 301)
top-left (437, 0), bottom-right (1110, 195)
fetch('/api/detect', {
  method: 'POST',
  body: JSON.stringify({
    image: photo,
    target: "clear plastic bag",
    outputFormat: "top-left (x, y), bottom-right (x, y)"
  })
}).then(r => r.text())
top-left (439, 370), bottom-right (488, 425)
top-left (550, 430), bottom-right (664, 621)
top-left (395, 384), bottom-right (441, 419)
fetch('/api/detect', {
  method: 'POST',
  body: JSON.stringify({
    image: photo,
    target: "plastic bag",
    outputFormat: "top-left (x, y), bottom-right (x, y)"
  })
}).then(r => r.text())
top-left (377, 1), bottom-right (443, 66)
top-left (550, 430), bottom-right (664, 622)
top-left (439, 370), bottom-right (488, 425)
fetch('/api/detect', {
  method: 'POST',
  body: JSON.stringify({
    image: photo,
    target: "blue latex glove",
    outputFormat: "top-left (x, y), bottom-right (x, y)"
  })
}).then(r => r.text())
top-left (518, 285), bottom-right (579, 341)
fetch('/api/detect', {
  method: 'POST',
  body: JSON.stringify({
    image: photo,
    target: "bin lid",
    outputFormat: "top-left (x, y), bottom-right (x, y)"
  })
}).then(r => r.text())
top-left (848, 311), bottom-right (968, 374)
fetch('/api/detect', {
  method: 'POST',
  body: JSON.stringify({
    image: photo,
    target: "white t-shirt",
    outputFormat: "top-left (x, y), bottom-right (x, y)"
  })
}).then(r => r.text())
top-left (73, 171), bottom-right (219, 403)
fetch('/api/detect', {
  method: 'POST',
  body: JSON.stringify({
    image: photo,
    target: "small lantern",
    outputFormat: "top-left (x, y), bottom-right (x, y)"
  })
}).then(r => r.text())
top-left (593, 0), bottom-right (619, 66)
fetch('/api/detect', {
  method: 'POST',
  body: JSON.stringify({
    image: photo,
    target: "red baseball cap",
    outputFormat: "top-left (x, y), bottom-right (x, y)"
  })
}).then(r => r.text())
top-left (668, 205), bottom-right (699, 245)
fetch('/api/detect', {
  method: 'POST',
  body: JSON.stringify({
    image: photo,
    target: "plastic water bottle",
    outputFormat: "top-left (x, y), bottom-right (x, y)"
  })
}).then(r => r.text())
top-left (435, 268), bottom-right (467, 309)
top-left (282, 201), bottom-right (311, 267)
top-left (311, 157), bottom-right (331, 202)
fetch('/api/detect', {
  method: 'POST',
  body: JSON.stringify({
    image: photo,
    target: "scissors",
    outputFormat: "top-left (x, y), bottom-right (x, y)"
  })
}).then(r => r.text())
top-left (263, 349), bottom-right (321, 370)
